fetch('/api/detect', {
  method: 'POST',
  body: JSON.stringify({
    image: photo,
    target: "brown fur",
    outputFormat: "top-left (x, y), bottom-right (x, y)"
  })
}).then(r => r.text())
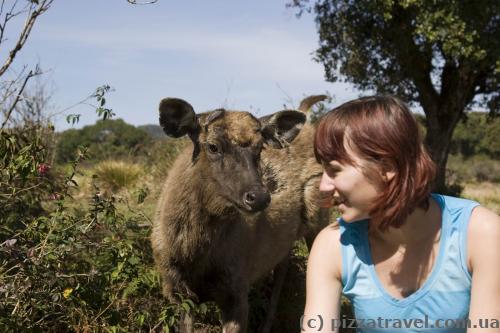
top-left (152, 99), bottom-right (329, 333)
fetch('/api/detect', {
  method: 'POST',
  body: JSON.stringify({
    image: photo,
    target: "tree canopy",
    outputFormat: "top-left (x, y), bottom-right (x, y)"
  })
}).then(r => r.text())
top-left (56, 119), bottom-right (152, 163)
top-left (290, 0), bottom-right (500, 190)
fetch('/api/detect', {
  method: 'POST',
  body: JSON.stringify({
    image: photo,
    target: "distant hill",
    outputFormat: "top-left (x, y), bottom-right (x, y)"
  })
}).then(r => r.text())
top-left (138, 124), bottom-right (165, 139)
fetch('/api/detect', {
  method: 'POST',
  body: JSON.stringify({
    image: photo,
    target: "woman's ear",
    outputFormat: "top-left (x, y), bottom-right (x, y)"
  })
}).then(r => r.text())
top-left (384, 170), bottom-right (396, 182)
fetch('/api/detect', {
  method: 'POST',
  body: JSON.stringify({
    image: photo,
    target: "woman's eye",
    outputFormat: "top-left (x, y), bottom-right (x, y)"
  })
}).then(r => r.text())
top-left (208, 144), bottom-right (219, 154)
top-left (325, 166), bottom-right (339, 176)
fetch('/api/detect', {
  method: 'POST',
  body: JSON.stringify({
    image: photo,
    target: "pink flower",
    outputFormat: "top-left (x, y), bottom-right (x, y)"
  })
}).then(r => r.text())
top-left (49, 193), bottom-right (61, 200)
top-left (37, 163), bottom-right (51, 176)
top-left (27, 247), bottom-right (36, 258)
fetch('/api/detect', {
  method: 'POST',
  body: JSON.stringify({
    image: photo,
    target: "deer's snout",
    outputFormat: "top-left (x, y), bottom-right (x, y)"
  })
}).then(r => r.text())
top-left (243, 187), bottom-right (270, 212)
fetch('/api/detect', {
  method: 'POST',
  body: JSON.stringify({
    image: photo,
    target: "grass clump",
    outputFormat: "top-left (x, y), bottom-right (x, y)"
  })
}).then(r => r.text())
top-left (94, 160), bottom-right (141, 193)
top-left (462, 182), bottom-right (500, 214)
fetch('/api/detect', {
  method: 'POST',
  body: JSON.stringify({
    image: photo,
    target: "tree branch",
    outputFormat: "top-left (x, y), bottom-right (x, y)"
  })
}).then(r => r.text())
top-left (1, 69), bottom-right (35, 129)
top-left (0, 0), bottom-right (24, 46)
top-left (389, 6), bottom-right (440, 116)
top-left (0, 66), bottom-right (27, 106)
top-left (0, 0), bottom-right (53, 78)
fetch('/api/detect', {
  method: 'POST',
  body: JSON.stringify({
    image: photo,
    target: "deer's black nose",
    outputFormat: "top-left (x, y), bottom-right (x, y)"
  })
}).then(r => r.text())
top-left (243, 189), bottom-right (270, 212)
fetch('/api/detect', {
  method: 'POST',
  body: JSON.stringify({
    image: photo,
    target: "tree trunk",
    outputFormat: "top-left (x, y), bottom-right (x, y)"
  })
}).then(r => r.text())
top-left (424, 105), bottom-right (463, 193)
top-left (425, 125), bottom-right (453, 192)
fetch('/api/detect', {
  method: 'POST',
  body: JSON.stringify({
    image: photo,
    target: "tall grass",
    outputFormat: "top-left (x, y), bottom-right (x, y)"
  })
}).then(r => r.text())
top-left (446, 154), bottom-right (500, 214)
top-left (94, 160), bottom-right (141, 193)
top-left (462, 182), bottom-right (500, 214)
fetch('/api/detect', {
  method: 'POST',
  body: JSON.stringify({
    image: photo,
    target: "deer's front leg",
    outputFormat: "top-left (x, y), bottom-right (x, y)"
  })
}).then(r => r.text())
top-left (217, 284), bottom-right (249, 333)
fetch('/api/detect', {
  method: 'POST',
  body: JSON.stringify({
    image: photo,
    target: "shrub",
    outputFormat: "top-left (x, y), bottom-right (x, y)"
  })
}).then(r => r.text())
top-left (0, 125), bottom-right (221, 332)
top-left (451, 112), bottom-right (500, 158)
top-left (0, 125), bottom-right (61, 235)
top-left (447, 154), bottom-right (500, 184)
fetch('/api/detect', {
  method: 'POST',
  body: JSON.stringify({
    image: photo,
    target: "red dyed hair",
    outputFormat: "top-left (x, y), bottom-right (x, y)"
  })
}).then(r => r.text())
top-left (314, 95), bottom-right (436, 230)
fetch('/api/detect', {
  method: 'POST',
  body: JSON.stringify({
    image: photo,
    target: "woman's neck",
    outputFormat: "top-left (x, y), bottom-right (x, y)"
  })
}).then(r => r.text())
top-left (369, 197), bottom-right (442, 250)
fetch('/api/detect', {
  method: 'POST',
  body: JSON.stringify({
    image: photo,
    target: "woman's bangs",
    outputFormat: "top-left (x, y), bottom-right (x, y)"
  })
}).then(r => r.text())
top-left (314, 113), bottom-right (351, 165)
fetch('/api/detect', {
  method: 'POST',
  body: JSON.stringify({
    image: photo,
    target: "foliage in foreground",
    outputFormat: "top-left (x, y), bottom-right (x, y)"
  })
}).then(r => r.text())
top-left (0, 125), bottom-right (221, 332)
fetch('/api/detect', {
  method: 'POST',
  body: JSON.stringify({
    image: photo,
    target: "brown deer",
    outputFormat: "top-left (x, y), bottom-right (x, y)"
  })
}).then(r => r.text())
top-left (151, 95), bottom-right (329, 333)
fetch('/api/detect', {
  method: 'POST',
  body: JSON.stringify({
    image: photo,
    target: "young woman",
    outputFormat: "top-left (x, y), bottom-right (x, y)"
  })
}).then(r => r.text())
top-left (302, 96), bottom-right (500, 332)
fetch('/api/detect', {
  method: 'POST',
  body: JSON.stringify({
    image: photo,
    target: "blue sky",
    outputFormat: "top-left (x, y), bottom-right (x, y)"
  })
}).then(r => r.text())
top-left (6, 0), bottom-right (363, 130)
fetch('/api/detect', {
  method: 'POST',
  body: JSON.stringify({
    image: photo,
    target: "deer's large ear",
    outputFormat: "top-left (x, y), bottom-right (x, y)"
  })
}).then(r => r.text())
top-left (159, 98), bottom-right (200, 138)
top-left (259, 110), bottom-right (306, 149)
top-left (159, 98), bottom-right (201, 162)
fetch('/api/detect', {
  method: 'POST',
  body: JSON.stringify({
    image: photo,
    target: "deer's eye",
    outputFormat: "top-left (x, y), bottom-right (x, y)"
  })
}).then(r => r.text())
top-left (208, 143), bottom-right (219, 154)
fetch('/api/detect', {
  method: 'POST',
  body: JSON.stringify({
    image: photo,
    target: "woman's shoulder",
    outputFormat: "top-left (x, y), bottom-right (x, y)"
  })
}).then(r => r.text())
top-left (313, 223), bottom-right (342, 251)
top-left (308, 224), bottom-right (342, 281)
top-left (468, 205), bottom-right (500, 272)
top-left (469, 205), bottom-right (500, 229)
top-left (468, 205), bottom-right (500, 243)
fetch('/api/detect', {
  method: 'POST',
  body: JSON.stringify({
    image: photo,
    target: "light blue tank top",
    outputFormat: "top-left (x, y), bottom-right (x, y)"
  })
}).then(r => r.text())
top-left (340, 194), bottom-right (479, 332)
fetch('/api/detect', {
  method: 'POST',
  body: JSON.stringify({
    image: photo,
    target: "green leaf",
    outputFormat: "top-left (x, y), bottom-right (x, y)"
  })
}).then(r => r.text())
top-left (181, 302), bottom-right (190, 313)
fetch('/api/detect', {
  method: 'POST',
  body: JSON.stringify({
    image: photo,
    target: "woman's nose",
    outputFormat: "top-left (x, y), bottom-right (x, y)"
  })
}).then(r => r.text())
top-left (319, 172), bottom-right (335, 192)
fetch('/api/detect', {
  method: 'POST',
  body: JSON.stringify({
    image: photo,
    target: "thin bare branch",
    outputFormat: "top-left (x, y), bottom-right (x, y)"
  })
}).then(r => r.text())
top-left (51, 95), bottom-right (98, 117)
top-left (0, 1), bottom-right (5, 23)
top-left (127, 0), bottom-right (159, 4)
top-left (14, 69), bottom-right (54, 125)
top-left (1, 69), bottom-right (35, 128)
top-left (0, 0), bottom-right (54, 77)
top-left (0, 67), bottom-right (26, 106)
top-left (0, 0), bottom-right (27, 46)
top-left (275, 82), bottom-right (294, 109)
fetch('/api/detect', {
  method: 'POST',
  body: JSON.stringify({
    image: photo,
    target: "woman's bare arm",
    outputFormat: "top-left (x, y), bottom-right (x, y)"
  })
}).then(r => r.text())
top-left (468, 206), bottom-right (500, 332)
top-left (302, 225), bottom-right (343, 333)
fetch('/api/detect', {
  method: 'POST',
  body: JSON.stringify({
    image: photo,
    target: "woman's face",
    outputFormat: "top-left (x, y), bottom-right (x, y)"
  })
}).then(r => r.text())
top-left (319, 153), bottom-right (383, 223)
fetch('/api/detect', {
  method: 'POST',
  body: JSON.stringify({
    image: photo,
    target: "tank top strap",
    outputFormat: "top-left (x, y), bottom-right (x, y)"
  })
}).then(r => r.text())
top-left (431, 193), bottom-right (480, 281)
top-left (339, 218), bottom-right (381, 299)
